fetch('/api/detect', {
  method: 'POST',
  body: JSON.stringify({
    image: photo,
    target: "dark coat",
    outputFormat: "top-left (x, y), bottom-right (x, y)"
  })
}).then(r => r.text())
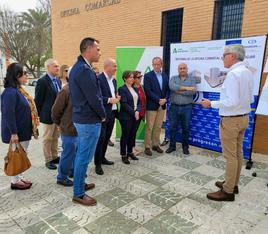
top-left (98, 72), bottom-right (117, 119)
top-left (143, 70), bottom-right (169, 111)
top-left (69, 56), bottom-right (105, 124)
top-left (1, 87), bottom-right (32, 143)
top-left (34, 74), bottom-right (62, 124)
top-left (118, 84), bottom-right (141, 120)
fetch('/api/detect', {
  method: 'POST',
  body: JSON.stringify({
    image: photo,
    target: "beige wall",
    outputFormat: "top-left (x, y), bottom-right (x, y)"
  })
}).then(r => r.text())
top-left (51, 0), bottom-right (268, 154)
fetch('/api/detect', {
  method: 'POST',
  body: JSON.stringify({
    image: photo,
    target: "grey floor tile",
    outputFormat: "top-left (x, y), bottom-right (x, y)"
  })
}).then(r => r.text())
top-left (144, 210), bottom-right (198, 234)
top-left (84, 211), bottom-right (139, 234)
top-left (173, 158), bottom-right (202, 170)
top-left (45, 213), bottom-right (80, 233)
top-left (180, 171), bottom-right (215, 186)
top-left (139, 171), bottom-right (176, 186)
top-left (95, 187), bottom-right (137, 210)
top-left (143, 188), bottom-right (184, 209)
top-left (24, 221), bottom-right (57, 234)
top-left (117, 198), bottom-right (164, 224)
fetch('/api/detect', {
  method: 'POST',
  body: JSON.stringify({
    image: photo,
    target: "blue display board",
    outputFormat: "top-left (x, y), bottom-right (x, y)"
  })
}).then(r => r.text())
top-left (165, 92), bottom-right (258, 159)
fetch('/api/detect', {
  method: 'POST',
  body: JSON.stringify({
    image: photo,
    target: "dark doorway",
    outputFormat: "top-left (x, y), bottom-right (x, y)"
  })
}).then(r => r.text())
top-left (161, 8), bottom-right (183, 77)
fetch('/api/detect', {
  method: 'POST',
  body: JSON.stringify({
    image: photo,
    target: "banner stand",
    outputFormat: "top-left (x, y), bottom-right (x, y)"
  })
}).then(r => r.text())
top-left (246, 35), bottom-right (268, 170)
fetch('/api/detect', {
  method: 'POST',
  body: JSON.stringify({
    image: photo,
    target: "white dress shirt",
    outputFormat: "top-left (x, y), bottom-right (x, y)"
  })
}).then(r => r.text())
top-left (104, 72), bottom-right (117, 110)
top-left (211, 61), bottom-right (254, 116)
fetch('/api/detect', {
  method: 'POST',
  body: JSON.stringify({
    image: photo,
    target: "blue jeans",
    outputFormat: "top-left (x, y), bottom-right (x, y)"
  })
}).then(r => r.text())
top-left (57, 135), bottom-right (77, 182)
top-left (73, 123), bottom-right (101, 197)
top-left (169, 104), bottom-right (192, 149)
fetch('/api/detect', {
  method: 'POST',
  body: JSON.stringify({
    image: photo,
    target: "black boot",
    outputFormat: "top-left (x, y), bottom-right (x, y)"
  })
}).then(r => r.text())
top-left (127, 153), bottom-right (139, 160)
top-left (121, 155), bottom-right (130, 164)
top-left (182, 146), bottom-right (190, 155)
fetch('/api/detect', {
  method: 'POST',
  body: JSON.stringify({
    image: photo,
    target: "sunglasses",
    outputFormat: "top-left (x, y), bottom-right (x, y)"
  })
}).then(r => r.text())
top-left (65, 69), bottom-right (68, 72)
top-left (23, 71), bottom-right (27, 75)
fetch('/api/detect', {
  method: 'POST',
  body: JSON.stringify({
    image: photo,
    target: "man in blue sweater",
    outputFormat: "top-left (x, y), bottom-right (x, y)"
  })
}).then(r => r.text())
top-left (69, 37), bottom-right (105, 206)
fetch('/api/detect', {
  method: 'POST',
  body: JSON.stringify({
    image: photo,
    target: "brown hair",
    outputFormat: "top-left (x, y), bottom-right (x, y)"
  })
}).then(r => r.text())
top-left (133, 70), bottom-right (142, 79)
top-left (122, 70), bottom-right (133, 82)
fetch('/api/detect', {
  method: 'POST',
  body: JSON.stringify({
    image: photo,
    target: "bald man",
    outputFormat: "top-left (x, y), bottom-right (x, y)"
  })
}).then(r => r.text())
top-left (94, 58), bottom-right (120, 175)
top-left (166, 63), bottom-right (196, 155)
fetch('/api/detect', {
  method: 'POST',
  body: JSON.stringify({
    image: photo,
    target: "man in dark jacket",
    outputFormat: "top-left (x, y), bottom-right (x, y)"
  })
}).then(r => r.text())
top-left (94, 58), bottom-right (120, 175)
top-left (35, 59), bottom-right (61, 170)
top-left (69, 37), bottom-right (105, 206)
top-left (143, 57), bottom-right (169, 156)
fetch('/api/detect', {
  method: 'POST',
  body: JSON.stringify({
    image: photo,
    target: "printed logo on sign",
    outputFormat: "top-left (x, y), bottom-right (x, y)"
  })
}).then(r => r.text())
top-left (248, 40), bottom-right (257, 44)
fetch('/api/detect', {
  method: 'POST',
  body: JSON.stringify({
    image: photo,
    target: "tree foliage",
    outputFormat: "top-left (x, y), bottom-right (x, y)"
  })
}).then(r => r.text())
top-left (0, 2), bottom-right (51, 78)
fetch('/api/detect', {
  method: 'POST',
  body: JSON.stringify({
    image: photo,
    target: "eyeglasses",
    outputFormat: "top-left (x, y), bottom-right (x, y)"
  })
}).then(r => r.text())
top-left (223, 52), bottom-right (232, 58)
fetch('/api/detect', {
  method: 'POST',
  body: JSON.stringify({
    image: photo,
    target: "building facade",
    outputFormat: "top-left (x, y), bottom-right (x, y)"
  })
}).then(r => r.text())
top-left (51, 0), bottom-right (268, 154)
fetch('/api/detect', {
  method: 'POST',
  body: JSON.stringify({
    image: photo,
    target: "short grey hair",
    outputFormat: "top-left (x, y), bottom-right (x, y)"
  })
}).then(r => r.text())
top-left (44, 58), bottom-right (57, 71)
top-left (152, 57), bottom-right (162, 64)
top-left (225, 44), bottom-right (245, 61)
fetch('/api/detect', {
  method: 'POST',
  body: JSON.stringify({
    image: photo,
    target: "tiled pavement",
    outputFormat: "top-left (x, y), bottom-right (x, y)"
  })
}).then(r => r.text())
top-left (1, 137), bottom-right (268, 234)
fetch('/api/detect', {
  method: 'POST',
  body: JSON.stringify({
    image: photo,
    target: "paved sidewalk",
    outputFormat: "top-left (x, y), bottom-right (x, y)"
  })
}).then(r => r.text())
top-left (1, 85), bottom-right (268, 234)
top-left (0, 134), bottom-right (268, 234)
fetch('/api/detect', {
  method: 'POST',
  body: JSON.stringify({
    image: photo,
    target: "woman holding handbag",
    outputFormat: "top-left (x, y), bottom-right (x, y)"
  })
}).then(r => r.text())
top-left (1, 63), bottom-right (39, 190)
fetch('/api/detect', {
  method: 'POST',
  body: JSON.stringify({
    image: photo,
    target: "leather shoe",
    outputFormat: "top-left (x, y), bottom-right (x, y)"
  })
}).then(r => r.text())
top-left (11, 182), bottom-right (31, 190)
top-left (207, 189), bottom-right (235, 201)
top-left (95, 166), bottom-right (104, 175)
top-left (144, 148), bottom-right (152, 156)
top-left (21, 179), bottom-right (32, 186)
top-left (46, 161), bottom-right (57, 170)
top-left (165, 147), bottom-right (176, 154)
top-left (122, 155), bottom-right (130, 164)
top-left (72, 194), bottom-right (97, 206)
top-left (127, 153), bottom-right (139, 160)
top-left (51, 157), bottom-right (60, 164)
top-left (152, 145), bottom-right (164, 153)
top-left (85, 183), bottom-right (95, 191)
top-left (102, 158), bottom-right (114, 165)
top-left (160, 139), bottom-right (169, 146)
top-left (183, 147), bottom-right (190, 155)
top-left (215, 181), bottom-right (239, 194)
top-left (57, 178), bottom-right (73, 187)
top-left (108, 140), bottom-right (114, 146)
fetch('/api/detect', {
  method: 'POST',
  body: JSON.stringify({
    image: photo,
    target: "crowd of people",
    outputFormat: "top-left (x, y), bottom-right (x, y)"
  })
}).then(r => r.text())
top-left (1, 37), bottom-right (253, 205)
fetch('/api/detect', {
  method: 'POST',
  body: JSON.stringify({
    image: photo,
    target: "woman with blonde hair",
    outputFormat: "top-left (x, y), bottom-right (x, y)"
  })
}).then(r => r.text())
top-left (59, 64), bottom-right (69, 87)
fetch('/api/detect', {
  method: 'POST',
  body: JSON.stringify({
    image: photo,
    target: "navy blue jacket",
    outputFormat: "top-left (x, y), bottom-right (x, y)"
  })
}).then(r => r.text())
top-left (1, 87), bottom-right (32, 143)
top-left (35, 74), bottom-right (62, 124)
top-left (143, 70), bottom-right (169, 111)
top-left (98, 72), bottom-right (117, 119)
top-left (69, 56), bottom-right (105, 124)
top-left (118, 84), bottom-right (141, 120)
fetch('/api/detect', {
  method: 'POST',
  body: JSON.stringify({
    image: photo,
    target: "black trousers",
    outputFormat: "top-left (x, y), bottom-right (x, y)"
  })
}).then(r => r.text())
top-left (94, 113), bottom-right (115, 166)
top-left (133, 118), bottom-right (142, 148)
top-left (119, 118), bottom-right (139, 156)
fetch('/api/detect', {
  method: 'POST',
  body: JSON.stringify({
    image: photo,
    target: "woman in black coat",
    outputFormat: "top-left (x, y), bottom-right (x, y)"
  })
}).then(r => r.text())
top-left (118, 71), bottom-right (141, 164)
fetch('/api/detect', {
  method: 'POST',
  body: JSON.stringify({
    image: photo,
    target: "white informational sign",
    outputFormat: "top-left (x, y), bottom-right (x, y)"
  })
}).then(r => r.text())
top-left (170, 35), bottom-right (266, 95)
top-left (256, 77), bottom-right (268, 115)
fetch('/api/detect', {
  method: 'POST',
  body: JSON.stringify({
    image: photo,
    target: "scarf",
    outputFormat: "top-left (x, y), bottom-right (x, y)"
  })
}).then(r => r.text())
top-left (18, 86), bottom-right (39, 139)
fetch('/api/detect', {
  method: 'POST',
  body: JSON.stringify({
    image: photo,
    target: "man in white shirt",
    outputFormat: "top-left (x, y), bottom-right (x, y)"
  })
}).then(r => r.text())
top-left (202, 44), bottom-right (254, 202)
top-left (94, 58), bottom-right (120, 175)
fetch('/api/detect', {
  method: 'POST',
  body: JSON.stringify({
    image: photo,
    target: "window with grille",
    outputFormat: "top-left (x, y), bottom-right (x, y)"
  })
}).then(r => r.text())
top-left (161, 8), bottom-right (183, 76)
top-left (212, 0), bottom-right (245, 39)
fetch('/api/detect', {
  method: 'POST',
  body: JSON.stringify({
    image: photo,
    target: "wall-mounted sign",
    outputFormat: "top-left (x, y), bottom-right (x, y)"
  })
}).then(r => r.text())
top-left (85, 0), bottom-right (121, 11)
top-left (60, 8), bottom-right (80, 18)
